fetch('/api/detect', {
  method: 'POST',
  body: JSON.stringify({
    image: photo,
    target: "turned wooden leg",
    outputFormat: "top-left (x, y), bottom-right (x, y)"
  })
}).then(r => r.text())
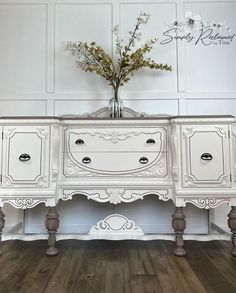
top-left (0, 208), bottom-right (5, 255)
top-left (45, 207), bottom-right (59, 256)
top-left (172, 206), bottom-right (186, 256)
top-left (228, 206), bottom-right (236, 256)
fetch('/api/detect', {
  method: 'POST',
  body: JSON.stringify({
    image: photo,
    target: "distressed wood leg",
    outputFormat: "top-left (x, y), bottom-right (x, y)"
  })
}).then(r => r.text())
top-left (172, 206), bottom-right (186, 256)
top-left (0, 207), bottom-right (5, 255)
top-left (45, 207), bottom-right (59, 256)
top-left (228, 206), bottom-right (236, 256)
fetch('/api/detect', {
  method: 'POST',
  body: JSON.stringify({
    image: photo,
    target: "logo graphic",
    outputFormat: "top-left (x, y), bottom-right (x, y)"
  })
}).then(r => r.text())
top-left (160, 11), bottom-right (235, 46)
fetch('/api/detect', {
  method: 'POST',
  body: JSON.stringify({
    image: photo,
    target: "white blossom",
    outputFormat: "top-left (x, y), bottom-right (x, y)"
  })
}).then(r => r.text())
top-left (184, 11), bottom-right (202, 32)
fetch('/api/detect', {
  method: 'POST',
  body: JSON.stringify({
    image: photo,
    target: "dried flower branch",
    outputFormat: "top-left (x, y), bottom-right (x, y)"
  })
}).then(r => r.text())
top-left (66, 11), bottom-right (172, 98)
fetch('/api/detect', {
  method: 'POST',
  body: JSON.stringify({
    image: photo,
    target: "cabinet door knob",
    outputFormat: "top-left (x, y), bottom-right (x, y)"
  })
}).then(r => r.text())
top-left (139, 157), bottom-right (148, 164)
top-left (75, 139), bottom-right (84, 145)
top-left (146, 138), bottom-right (155, 144)
top-left (19, 154), bottom-right (31, 162)
top-left (201, 153), bottom-right (213, 161)
top-left (82, 157), bottom-right (91, 164)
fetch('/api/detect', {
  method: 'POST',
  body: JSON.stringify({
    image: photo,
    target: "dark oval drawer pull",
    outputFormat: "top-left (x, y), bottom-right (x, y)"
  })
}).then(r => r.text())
top-left (82, 157), bottom-right (91, 164)
top-left (201, 153), bottom-right (213, 161)
top-left (146, 138), bottom-right (155, 144)
top-left (75, 139), bottom-right (84, 145)
top-left (19, 154), bottom-right (31, 162)
top-left (139, 157), bottom-right (148, 164)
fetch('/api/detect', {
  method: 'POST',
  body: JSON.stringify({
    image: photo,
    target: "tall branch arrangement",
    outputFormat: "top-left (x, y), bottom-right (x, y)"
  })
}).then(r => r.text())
top-left (66, 12), bottom-right (172, 99)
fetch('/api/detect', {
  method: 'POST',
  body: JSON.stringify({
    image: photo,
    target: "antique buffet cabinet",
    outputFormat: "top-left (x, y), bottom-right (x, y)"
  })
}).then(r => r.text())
top-left (0, 108), bottom-right (236, 257)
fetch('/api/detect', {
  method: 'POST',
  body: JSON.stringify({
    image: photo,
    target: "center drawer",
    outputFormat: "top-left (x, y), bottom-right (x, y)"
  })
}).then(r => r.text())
top-left (63, 126), bottom-right (168, 176)
top-left (64, 127), bottom-right (167, 153)
top-left (67, 152), bottom-right (163, 173)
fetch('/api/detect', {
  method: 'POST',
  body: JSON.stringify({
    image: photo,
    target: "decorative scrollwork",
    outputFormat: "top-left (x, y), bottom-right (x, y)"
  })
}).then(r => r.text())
top-left (89, 214), bottom-right (144, 235)
top-left (4, 128), bottom-right (16, 139)
top-left (215, 126), bottom-right (229, 138)
top-left (184, 198), bottom-right (230, 209)
top-left (2, 174), bottom-right (48, 187)
top-left (69, 130), bottom-right (161, 145)
top-left (182, 127), bottom-right (194, 138)
top-left (2, 198), bottom-right (47, 209)
top-left (183, 173), bottom-right (230, 187)
top-left (37, 128), bottom-right (49, 139)
top-left (74, 107), bottom-right (170, 118)
top-left (126, 190), bottom-right (170, 202)
top-left (37, 175), bottom-right (48, 186)
top-left (61, 189), bottom-right (170, 204)
top-left (90, 131), bottom-right (140, 144)
top-left (105, 189), bottom-right (125, 204)
top-left (62, 190), bottom-right (100, 201)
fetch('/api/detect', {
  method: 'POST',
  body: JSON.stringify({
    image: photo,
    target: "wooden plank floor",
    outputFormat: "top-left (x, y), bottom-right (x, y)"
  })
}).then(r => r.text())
top-left (0, 240), bottom-right (236, 293)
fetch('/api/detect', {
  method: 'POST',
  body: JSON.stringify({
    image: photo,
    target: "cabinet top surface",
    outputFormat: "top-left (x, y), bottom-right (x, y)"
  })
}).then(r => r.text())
top-left (0, 115), bottom-right (234, 120)
top-left (0, 107), bottom-right (235, 125)
top-left (0, 107), bottom-right (234, 121)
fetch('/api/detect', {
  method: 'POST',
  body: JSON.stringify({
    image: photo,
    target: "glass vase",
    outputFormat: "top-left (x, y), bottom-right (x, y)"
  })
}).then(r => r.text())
top-left (109, 96), bottom-right (123, 118)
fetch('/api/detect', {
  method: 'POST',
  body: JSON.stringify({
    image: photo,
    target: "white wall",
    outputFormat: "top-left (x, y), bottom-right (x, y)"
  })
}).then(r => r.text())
top-left (1, 0), bottom-right (236, 234)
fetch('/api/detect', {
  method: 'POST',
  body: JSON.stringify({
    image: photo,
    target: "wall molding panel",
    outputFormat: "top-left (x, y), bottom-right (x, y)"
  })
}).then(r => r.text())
top-left (0, 0), bottom-right (235, 116)
top-left (0, 2), bottom-right (48, 94)
top-left (0, 0), bottom-right (235, 234)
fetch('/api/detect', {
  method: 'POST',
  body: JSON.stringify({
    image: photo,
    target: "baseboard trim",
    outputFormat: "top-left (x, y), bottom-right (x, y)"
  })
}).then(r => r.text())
top-left (2, 233), bottom-right (231, 242)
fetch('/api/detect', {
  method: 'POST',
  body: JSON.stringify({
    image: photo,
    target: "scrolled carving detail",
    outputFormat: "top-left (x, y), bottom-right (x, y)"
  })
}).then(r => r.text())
top-left (61, 189), bottom-right (170, 204)
top-left (183, 174), bottom-right (230, 187)
top-left (75, 107), bottom-right (170, 119)
top-left (89, 214), bottom-right (144, 235)
top-left (62, 190), bottom-right (101, 201)
top-left (2, 174), bottom-right (48, 187)
top-left (37, 175), bottom-right (48, 186)
top-left (215, 126), bottom-right (229, 138)
top-left (182, 127), bottom-right (194, 138)
top-left (2, 198), bottom-right (47, 209)
top-left (4, 128), bottom-right (16, 139)
top-left (91, 131), bottom-right (139, 144)
top-left (184, 198), bottom-right (230, 209)
top-left (37, 128), bottom-right (49, 139)
top-left (105, 189), bottom-right (125, 204)
top-left (69, 129), bottom-right (162, 145)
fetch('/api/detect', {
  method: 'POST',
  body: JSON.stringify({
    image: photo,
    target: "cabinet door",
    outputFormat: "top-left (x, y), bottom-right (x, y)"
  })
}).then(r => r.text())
top-left (181, 125), bottom-right (231, 187)
top-left (2, 126), bottom-right (50, 188)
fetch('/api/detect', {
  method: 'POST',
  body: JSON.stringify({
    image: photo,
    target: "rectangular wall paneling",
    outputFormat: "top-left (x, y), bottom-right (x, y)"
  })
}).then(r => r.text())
top-left (1, 0), bottom-right (236, 234)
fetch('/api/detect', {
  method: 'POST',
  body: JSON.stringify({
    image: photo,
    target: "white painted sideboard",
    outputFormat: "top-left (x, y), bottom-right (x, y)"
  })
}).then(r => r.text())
top-left (0, 109), bottom-right (236, 257)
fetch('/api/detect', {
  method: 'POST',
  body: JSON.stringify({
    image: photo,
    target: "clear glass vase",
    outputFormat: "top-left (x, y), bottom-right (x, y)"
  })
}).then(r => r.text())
top-left (109, 96), bottom-right (123, 118)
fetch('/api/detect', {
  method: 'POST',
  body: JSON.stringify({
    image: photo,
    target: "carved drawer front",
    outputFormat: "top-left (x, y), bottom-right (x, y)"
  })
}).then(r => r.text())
top-left (65, 127), bottom-right (167, 153)
top-left (65, 152), bottom-right (167, 174)
top-left (2, 126), bottom-right (50, 188)
top-left (63, 127), bottom-right (168, 177)
top-left (181, 125), bottom-right (231, 187)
